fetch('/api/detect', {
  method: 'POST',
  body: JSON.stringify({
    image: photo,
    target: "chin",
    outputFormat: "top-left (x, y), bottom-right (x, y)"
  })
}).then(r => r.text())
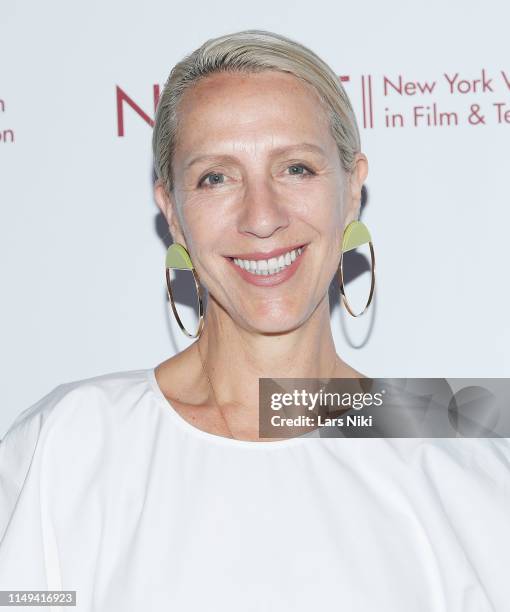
top-left (244, 309), bottom-right (307, 335)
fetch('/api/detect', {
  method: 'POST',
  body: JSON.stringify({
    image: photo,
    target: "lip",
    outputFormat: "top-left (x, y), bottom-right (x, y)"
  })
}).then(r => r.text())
top-left (224, 243), bottom-right (307, 261)
top-left (225, 243), bottom-right (309, 287)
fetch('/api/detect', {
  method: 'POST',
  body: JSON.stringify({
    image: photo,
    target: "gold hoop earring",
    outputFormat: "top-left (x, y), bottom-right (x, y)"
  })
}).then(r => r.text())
top-left (338, 220), bottom-right (376, 317)
top-left (165, 243), bottom-right (205, 338)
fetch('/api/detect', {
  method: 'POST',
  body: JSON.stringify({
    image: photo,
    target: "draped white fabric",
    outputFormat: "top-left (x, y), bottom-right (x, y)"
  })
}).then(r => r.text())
top-left (1, 369), bottom-right (509, 611)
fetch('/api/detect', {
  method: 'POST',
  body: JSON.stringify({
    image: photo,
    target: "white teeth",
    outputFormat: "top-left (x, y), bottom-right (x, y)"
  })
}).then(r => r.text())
top-left (268, 257), bottom-right (279, 274)
top-left (232, 246), bottom-right (305, 276)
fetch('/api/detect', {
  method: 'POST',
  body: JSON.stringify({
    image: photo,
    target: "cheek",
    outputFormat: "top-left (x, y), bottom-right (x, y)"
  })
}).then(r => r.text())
top-left (299, 187), bottom-right (343, 233)
top-left (183, 218), bottom-right (227, 280)
top-left (300, 189), bottom-right (344, 263)
top-left (180, 201), bottom-right (220, 245)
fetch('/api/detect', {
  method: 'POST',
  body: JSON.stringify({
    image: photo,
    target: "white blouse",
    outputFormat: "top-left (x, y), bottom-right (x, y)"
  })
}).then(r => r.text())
top-left (0, 368), bottom-right (509, 612)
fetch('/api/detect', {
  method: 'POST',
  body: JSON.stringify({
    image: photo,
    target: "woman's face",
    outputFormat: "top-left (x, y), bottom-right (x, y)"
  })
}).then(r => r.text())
top-left (155, 70), bottom-right (368, 334)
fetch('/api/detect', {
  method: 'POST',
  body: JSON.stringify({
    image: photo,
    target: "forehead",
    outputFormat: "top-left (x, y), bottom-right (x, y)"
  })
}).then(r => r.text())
top-left (174, 70), bottom-right (333, 154)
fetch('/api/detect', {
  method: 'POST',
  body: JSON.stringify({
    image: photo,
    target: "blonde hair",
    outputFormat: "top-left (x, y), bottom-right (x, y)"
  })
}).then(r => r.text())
top-left (152, 29), bottom-right (361, 194)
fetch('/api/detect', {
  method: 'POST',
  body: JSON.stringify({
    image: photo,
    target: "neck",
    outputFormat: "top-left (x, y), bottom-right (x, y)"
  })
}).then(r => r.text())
top-left (196, 294), bottom-right (356, 413)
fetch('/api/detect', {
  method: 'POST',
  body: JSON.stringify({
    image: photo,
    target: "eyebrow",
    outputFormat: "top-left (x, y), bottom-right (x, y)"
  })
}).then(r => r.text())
top-left (183, 142), bottom-right (327, 171)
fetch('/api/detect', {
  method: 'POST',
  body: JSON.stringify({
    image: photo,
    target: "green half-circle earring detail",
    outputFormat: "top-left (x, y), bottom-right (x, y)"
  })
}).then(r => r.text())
top-left (338, 220), bottom-right (376, 317)
top-left (165, 243), bottom-right (205, 338)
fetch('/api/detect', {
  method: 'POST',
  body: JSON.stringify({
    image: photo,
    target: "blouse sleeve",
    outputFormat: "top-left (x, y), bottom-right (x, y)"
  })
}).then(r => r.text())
top-left (0, 385), bottom-right (67, 591)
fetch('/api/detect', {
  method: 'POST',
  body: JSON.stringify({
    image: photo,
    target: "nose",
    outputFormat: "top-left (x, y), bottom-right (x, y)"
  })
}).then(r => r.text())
top-left (237, 175), bottom-right (290, 239)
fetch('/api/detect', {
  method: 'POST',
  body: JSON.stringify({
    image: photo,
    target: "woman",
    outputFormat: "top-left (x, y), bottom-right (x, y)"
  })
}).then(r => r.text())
top-left (1, 29), bottom-right (509, 612)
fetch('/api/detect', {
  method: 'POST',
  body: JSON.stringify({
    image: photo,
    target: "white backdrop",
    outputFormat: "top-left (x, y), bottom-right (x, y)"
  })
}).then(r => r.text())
top-left (1, 0), bottom-right (509, 437)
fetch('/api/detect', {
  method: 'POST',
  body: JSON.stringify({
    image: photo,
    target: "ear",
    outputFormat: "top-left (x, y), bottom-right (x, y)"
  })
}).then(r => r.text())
top-left (154, 179), bottom-right (186, 245)
top-left (345, 152), bottom-right (369, 226)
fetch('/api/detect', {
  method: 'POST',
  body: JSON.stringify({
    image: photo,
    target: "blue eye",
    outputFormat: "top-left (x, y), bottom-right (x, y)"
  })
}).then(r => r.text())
top-left (198, 172), bottom-right (225, 188)
top-left (197, 165), bottom-right (314, 188)
top-left (287, 164), bottom-right (314, 176)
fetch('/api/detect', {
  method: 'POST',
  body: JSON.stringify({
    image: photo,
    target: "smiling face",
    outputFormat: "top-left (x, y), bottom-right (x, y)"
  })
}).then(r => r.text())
top-left (155, 70), bottom-right (368, 334)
